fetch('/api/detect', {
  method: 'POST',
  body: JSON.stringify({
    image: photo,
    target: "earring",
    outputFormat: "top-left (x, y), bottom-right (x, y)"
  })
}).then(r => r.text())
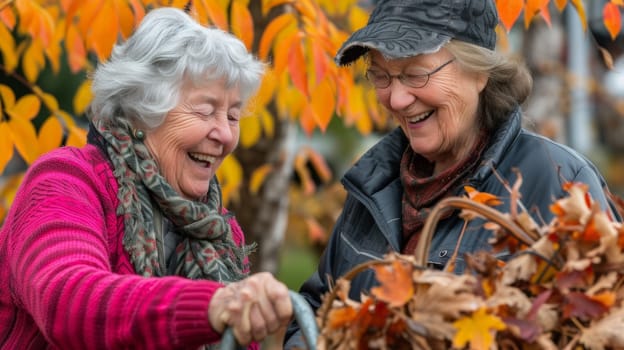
top-left (132, 129), bottom-right (145, 140)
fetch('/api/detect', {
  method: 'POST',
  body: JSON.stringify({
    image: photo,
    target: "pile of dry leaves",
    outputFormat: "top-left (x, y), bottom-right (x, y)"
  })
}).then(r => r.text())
top-left (316, 181), bottom-right (624, 349)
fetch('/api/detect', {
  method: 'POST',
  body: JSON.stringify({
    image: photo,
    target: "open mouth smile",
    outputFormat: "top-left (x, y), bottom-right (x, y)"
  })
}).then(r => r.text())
top-left (407, 110), bottom-right (434, 124)
top-left (188, 152), bottom-right (216, 167)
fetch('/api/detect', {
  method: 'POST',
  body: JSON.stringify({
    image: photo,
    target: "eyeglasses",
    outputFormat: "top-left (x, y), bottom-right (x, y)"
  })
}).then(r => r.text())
top-left (365, 58), bottom-right (455, 89)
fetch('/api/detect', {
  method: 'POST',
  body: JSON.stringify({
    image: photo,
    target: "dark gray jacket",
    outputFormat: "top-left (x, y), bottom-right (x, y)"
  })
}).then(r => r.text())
top-left (284, 107), bottom-right (619, 349)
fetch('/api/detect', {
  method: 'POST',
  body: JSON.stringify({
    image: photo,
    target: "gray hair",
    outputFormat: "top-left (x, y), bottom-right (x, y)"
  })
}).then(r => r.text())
top-left (89, 7), bottom-right (265, 129)
top-left (445, 40), bottom-right (533, 131)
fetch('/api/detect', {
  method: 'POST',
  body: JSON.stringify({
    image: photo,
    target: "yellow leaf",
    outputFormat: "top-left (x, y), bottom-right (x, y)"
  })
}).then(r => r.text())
top-left (310, 78), bottom-right (335, 132)
top-left (249, 164), bottom-right (273, 194)
top-left (570, 0), bottom-right (588, 31)
top-left (276, 81), bottom-right (306, 119)
top-left (344, 84), bottom-right (366, 126)
top-left (39, 91), bottom-right (60, 113)
top-left (239, 115), bottom-right (261, 148)
top-left (355, 108), bottom-right (372, 135)
top-left (348, 6), bottom-right (369, 31)
top-left (334, 0), bottom-right (358, 16)
top-left (258, 12), bottom-right (297, 60)
top-left (293, 0), bottom-right (316, 21)
top-left (37, 116), bottom-right (63, 154)
top-left (55, 109), bottom-right (77, 129)
top-left (22, 40), bottom-right (46, 82)
top-left (0, 23), bottom-right (18, 72)
top-left (73, 80), bottom-right (93, 115)
top-left (88, 0), bottom-right (118, 61)
top-left (0, 173), bottom-right (24, 213)
top-left (452, 308), bottom-right (506, 350)
top-left (6, 94), bottom-right (40, 121)
top-left (0, 84), bottom-right (16, 109)
top-left (0, 121), bottom-right (14, 173)
top-left (231, 1), bottom-right (254, 51)
top-left (216, 155), bottom-right (243, 205)
top-left (253, 68), bottom-right (277, 107)
top-left (7, 117), bottom-right (39, 164)
top-left (259, 107), bottom-right (274, 138)
top-left (65, 123), bottom-right (87, 147)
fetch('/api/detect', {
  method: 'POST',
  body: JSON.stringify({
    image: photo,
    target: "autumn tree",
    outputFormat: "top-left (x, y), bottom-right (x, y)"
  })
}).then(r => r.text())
top-left (0, 0), bottom-right (622, 274)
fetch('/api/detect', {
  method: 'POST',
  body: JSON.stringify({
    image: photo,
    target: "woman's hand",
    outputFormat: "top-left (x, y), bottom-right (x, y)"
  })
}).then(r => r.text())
top-left (208, 272), bottom-right (293, 345)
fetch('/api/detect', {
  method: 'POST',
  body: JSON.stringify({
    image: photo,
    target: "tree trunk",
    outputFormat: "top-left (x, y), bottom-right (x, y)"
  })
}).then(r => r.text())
top-left (229, 1), bottom-right (296, 274)
top-left (231, 120), bottom-right (296, 274)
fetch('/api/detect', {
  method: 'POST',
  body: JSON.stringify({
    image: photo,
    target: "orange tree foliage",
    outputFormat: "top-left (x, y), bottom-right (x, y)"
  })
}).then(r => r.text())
top-left (317, 182), bottom-right (624, 349)
top-left (0, 0), bottom-right (622, 223)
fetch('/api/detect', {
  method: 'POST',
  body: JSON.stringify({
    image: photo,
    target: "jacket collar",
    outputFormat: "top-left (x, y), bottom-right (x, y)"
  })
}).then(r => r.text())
top-left (343, 105), bottom-right (522, 194)
top-left (341, 106), bottom-right (523, 248)
top-left (472, 106), bottom-right (522, 184)
top-left (342, 127), bottom-right (407, 249)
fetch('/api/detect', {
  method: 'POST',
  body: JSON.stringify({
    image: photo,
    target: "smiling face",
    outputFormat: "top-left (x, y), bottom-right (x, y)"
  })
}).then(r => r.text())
top-left (143, 79), bottom-right (241, 200)
top-left (369, 49), bottom-right (488, 175)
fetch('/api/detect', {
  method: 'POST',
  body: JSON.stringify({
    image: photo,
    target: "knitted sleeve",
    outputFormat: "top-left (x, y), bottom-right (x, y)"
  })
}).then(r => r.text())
top-left (3, 147), bottom-right (226, 349)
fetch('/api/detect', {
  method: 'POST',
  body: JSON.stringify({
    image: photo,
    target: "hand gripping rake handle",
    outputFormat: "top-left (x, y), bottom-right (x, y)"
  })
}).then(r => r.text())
top-left (219, 290), bottom-right (318, 350)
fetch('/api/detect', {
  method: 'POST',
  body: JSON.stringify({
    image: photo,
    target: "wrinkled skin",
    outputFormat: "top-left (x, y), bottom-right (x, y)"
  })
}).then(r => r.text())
top-left (144, 79), bottom-right (241, 200)
top-left (208, 272), bottom-right (293, 345)
top-left (369, 48), bottom-right (488, 175)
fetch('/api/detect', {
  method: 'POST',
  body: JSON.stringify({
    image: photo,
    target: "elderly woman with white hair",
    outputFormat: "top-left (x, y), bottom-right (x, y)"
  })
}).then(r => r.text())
top-left (0, 7), bottom-right (290, 349)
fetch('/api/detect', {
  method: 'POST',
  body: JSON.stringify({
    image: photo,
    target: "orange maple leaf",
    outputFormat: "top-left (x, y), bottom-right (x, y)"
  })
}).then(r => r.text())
top-left (370, 260), bottom-right (414, 308)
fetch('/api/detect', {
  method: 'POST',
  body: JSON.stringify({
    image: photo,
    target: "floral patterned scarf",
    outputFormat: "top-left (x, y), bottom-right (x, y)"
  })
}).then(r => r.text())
top-left (88, 117), bottom-right (253, 282)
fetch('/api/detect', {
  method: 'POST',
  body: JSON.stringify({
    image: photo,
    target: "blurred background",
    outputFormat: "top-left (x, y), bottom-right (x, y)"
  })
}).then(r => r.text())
top-left (0, 0), bottom-right (623, 309)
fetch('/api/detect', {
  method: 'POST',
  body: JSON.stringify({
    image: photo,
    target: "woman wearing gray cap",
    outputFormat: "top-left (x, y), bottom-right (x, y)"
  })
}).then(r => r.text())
top-left (284, 0), bottom-right (619, 347)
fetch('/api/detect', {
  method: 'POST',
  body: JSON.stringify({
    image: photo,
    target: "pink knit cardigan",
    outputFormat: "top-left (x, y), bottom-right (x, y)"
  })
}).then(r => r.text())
top-left (0, 144), bottom-right (256, 349)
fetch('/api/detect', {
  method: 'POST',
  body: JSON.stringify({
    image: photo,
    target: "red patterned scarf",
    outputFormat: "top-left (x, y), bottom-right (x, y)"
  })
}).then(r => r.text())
top-left (401, 133), bottom-right (489, 254)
